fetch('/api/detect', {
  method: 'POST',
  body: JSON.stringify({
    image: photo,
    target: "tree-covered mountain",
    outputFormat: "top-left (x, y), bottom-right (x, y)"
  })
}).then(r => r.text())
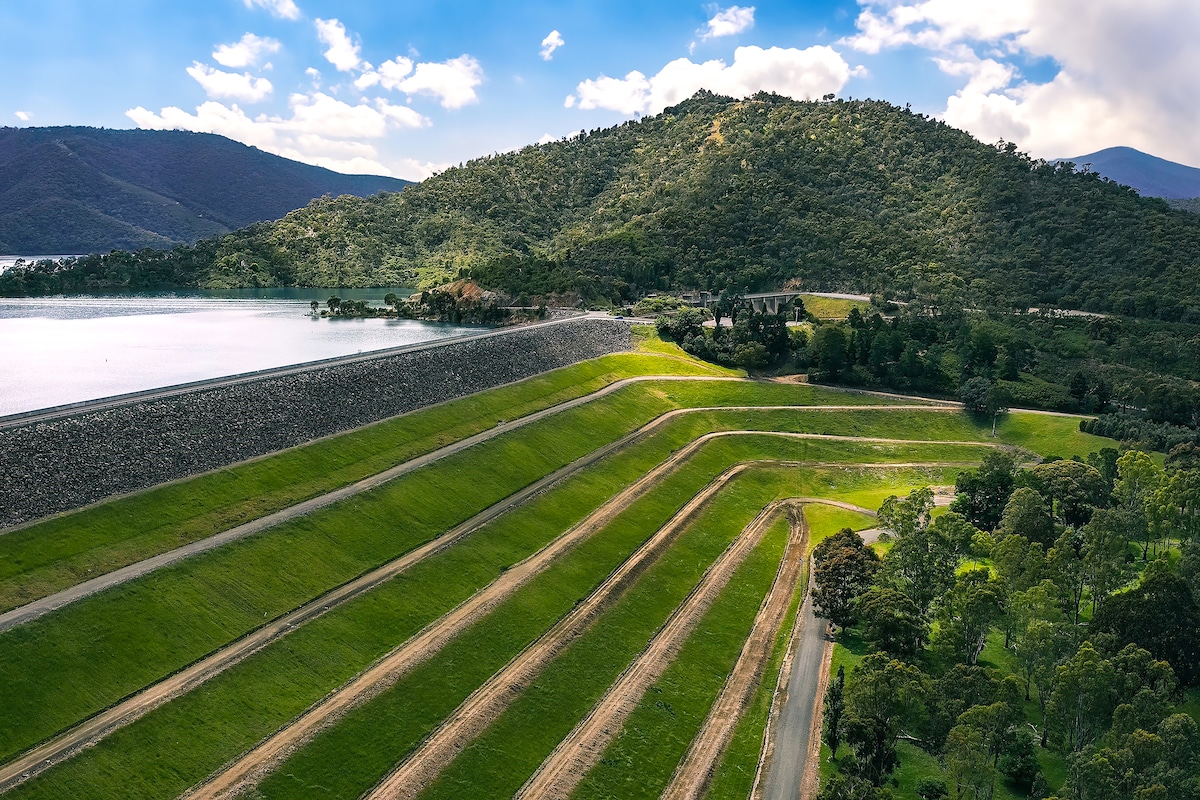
top-left (1057, 146), bottom-right (1200, 200)
top-left (6, 93), bottom-right (1200, 324)
top-left (0, 126), bottom-right (409, 254)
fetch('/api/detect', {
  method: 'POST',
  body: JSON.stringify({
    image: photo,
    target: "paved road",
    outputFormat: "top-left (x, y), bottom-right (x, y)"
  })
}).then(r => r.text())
top-left (760, 525), bottom-right (881, 800)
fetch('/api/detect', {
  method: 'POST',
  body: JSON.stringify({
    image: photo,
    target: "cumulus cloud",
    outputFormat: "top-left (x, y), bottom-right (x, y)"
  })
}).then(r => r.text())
top-left (315, 18), bottom-right (363, 72)
top-left (844, 0), bottom-right (1200, 165)
top-left (360, 54), bottom-right (483, 108)
top-left (213, 33), bottom-right (281, 69)
top-left (126, 91), bottom-right (430, 178)
top-left (186, 62), bottom-right (274, 102)
top-left (702, 5), bottom-right (755, 39)
top-left (540, 30), bottom-right (565, 61)
top-left (566, 45), bottom-right (856, 116)
top-left (14, 111), bottom-right (31, 121)
top-left (244, 0), bottom-right (301, 21)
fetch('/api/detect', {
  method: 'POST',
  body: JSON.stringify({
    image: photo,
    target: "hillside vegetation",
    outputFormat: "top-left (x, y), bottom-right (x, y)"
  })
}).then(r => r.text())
top-left (5, 93), bottom-right (1200, 323)
top-left (0, 127), bottom-right (408, 254)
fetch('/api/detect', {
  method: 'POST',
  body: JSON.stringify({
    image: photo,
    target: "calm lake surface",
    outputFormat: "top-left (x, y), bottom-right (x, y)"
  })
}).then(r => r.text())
top-left (0, 288), bottom-right (485, 417)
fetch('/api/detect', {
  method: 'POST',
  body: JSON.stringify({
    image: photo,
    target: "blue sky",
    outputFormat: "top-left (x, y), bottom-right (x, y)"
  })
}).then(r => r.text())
top-left (3, 1), bottom-right (1198, 179)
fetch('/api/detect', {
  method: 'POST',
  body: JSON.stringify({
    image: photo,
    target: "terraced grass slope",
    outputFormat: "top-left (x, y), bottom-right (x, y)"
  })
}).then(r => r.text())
top-left (0, 336), bottom-right (1116, 800)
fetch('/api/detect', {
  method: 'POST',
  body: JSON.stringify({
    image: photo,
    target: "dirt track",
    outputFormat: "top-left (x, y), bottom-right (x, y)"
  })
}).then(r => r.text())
top-left (181, 424), bottom-right (753, 799)
top-left (660, 503), bottom-right (809, 800)
top-left (512, 500), bottom-right (789, 800)
top-left (363, 466), bottom-right (754, 800)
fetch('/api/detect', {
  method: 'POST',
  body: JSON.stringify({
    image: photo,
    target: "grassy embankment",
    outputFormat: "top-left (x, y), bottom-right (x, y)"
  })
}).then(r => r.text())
top-left (0, 351), bottom-right (734, 612)
top-left (547, 511), bottom-right (795, 800)
top-left (0, 407), bottom-right (984, 800)
top-left (799, 294), bottom-right (873, 320)
top-left (408, 468), bottom-right (870, 800)
top-left (7, 438), bottom-right (983, 800)
top-left (0, 388), bottom-right (1097, 764)
top-left (256, 459), bottom-right (976, 800)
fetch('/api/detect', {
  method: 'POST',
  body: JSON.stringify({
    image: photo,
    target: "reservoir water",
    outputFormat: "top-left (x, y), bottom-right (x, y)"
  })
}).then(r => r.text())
top-left (0, 288), bottom-right (484, 417)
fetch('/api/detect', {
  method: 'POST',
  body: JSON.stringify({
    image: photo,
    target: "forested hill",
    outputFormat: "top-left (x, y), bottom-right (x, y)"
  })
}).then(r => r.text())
top-left (6, 93), bottom-right (1200, 323)
top-left (0, 127), bottom-right (409, 254)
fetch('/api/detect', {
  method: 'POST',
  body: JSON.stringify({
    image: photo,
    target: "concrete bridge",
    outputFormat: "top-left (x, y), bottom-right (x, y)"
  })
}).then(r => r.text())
top-left (678, 290), bottom-right (804, 315)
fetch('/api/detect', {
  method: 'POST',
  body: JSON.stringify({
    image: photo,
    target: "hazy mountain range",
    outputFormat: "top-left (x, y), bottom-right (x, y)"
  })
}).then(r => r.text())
top-left (1057, 146), bottom-right (1200, 207)
top-left (0, 127), bottom-right (410, 254)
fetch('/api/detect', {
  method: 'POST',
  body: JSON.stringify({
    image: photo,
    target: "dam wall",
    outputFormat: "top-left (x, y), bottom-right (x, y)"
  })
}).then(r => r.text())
top-left (0, 317), bottom-right (632, 528)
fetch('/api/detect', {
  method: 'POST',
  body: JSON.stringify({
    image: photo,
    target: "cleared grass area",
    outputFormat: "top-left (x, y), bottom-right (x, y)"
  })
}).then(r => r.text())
top-left (994, 411), bottom-right (1110, 459)
top-left (571, 514), bottom-right (791, 800)
top-left (0, 352), bottom-right (720, 612)
top-left (804, 505), bottom-right (877, 540)
top-left (799, 294), bottom-right (872, 320)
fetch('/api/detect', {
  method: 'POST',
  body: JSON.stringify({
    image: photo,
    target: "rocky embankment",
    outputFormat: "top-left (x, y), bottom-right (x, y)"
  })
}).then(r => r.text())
top-left (0, 318), bottom-right (631, 528)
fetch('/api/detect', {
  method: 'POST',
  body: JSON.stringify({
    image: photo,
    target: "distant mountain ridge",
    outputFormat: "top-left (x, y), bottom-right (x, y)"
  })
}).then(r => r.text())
top-left (1056, 146), bottom-right (1200, 200)
top-left (7, 93), bottom-right (1200, 323)
top-left (0, 127), bottom-right (410, 254)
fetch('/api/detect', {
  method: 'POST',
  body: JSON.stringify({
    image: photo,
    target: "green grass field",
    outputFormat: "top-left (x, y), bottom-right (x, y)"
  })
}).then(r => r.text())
top-left (799, 294), bottom-right (873, 320)
top-left (0, 338), bottom-right (1124, 800)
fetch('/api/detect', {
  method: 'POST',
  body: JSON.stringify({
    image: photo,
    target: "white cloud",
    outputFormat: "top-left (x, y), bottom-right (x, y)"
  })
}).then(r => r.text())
top-left (369, 54), bottom-right (483, 109)
top-left (567, 45), bottom-right (856, 116)
top-left (314, 18), bottom-right (363, 72)
top-left (244, 0), bottom-right (301, 21)
top-left (14, 111), bottom-right (31, 121)
top-left (213, 33), bottom-right (281, 69)
top-left (844, 0), bottom-right (1200, 165)
top-left (702, 6), bottom-right (755, 40)
top-left (126, 91), bottom-right (430, 178)
top-left (186, 62), bottom-right (274, 102)
top-left (540, 30), bottom-right (565, 61)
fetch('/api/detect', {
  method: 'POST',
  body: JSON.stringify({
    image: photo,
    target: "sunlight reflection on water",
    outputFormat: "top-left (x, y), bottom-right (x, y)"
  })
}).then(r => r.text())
top-left (0, 291), bottom-right (482, 415)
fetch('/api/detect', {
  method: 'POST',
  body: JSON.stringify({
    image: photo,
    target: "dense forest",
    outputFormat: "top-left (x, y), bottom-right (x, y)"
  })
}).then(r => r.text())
top-left (813, 447), bottom-right (1200, 799)
top-left (5, 92), bottom-right (1200, 324)
top-left (0, 127), bottom-right (408, 253)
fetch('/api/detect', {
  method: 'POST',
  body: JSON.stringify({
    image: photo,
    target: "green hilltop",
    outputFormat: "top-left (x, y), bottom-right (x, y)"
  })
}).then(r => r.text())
top-left (5, 92), bottom-right (1200, 322)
